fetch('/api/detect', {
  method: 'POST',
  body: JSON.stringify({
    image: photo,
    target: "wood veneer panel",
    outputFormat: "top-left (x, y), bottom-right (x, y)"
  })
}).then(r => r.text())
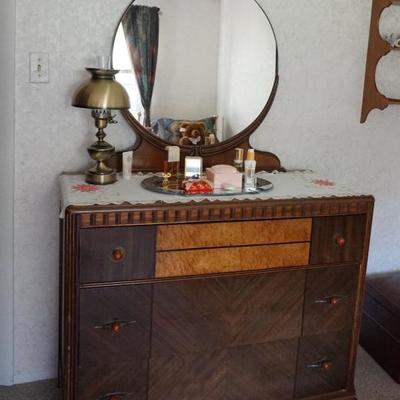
top-left (156, 218), bottom-right (312, 251)
top-left (148, 339), bottom-right (298, 400)
top-left (79, 226), bottom-right (156, 283)
top-left (78, 286), bottom-right (152, 399)
top-left (303, 265), bottom-right (360, 336)
top-left (156, 243), bottom-right (310, 277)
top-left (77, 361), bottom-right (147, 400)
top-left (226, 340), bottom-right (298, 400)
top-left (151, 271), bottom-right (305, 356)
top-left (310, 215), bottom-right (366, 265)
top-left (295, 330), bottom-right (352, 398)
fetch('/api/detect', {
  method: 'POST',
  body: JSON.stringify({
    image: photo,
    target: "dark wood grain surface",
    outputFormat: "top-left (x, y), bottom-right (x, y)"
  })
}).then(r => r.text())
top-left (303, 265), bottom-right (360, 336)
top-left (295, 330), bottom-right (352, 398)
top-left (60, 195), bottom-right (374, 400)
top-left (310, 215), bottom-right (366, 265)
top-left (149, 339), bottom-right (298, 400)
top-left (79, 226), bottom-right (156, 283)
top-left (151, 271), bottom-right (305, 356)
top-left (78, 286), bottom-right (152, 399)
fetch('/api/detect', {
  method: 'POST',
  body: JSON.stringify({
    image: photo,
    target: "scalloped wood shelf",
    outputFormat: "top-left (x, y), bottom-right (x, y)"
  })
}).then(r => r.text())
top-left (361, 0), bottom-right (400, 122)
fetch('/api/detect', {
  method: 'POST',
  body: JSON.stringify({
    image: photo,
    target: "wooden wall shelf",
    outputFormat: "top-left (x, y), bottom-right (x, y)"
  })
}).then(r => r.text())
top-left (361, 0), bottom-right (400, 122)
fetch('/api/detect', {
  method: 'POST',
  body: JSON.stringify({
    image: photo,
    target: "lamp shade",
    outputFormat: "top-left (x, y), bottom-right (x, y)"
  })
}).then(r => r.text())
top-left (72, 68), bottom-right (130, 110)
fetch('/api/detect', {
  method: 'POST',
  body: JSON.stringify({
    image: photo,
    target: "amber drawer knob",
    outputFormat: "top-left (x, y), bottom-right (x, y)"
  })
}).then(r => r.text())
top-left (329, 296), bottom-right (341, 306)
top-left (111, 247), bottom-right (125, 262)
top-left (335, 236), bottom-right (346, 248)
top-left (111, 321), bottom-right (122, 334)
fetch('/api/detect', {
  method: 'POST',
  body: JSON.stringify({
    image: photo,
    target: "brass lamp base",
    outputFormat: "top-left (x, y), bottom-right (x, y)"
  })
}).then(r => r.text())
top-left (85, 109), bottom-right (118, 185)
top-left (86, 168), bottom-right (117, 185)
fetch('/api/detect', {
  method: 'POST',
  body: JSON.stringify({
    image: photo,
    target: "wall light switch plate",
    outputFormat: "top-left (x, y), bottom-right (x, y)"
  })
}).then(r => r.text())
top-left (29, 52), bottom-right (49, 83)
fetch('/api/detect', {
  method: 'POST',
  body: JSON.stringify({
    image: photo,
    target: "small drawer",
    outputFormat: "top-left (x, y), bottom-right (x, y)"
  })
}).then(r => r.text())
top-left (310, 215), bottom-right (366, 265)
top-left (78, 360), bottom-right (147, 400)
top-left (156, 219), bottom-right (312, 251)
top-left (79, 286), bottom-right (152, 365)
top-left (303, 265), bottom-right (359, 336)
top-left (78, 286), bottom-right (151, 400)
top-left (79, 226), bottom-right (156, 283)
top-left (155, 243), bottom-right (310, 278)
top-left (295, 331), bottom-right (351, 398)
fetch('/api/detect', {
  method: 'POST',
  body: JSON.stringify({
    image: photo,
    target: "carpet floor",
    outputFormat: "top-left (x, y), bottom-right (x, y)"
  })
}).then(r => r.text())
top-left (0, 348), bottom-right (398, 399)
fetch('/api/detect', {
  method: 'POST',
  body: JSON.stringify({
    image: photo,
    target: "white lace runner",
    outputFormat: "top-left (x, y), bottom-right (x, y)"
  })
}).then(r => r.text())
top-left (59, 171), bottom-right (368, 218)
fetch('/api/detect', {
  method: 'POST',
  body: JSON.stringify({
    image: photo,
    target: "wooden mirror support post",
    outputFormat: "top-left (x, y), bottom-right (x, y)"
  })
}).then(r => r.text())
top-left (361, 0), bottom-right (400, 123)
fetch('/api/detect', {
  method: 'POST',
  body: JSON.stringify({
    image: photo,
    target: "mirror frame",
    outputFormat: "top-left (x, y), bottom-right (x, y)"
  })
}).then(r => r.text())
top-left (110, 0), bottom-right (281, 172)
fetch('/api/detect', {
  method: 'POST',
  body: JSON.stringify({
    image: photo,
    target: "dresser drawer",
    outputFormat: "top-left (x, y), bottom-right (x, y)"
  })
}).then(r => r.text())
top-left (79, 226), bottom-right (156, 283)
top-left (149, 339), bottom-right (298, 400)
top-left (310, 215), bottom-right (366, 264)
top-left (78, 286), bottom-right (152, 400)
top-left (156, 219), bottom-right (312, 250)
top-left (79, 286), bottom-right (151, 364)
top-left (78, 361), bottom-right (147, 400)
top-left (156, 243), bottom-right (310, 278)
top-left (295, 331), bottom-right (351, 398)
top-left (303, 265), bottom-right (359, 336)
top-left (151, 271), bottom-right (305, 356)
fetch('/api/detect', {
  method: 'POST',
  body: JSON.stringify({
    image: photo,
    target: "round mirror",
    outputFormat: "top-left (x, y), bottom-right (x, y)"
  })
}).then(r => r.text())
top-left (112, 0), bottom-right (277, 147)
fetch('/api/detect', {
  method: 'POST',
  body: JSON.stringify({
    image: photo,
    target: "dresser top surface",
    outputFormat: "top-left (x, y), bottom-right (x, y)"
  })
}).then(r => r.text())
top-left (60, 170), bottom-right (372, 219)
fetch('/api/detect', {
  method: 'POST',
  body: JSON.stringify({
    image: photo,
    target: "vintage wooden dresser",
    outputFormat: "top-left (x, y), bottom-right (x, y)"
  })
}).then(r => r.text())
top-left (59, 172), bottom-right (374, 400)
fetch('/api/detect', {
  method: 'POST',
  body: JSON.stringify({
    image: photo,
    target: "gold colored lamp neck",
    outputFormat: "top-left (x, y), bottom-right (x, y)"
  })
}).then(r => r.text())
top-left (85, 110), bottom-right (118, 185)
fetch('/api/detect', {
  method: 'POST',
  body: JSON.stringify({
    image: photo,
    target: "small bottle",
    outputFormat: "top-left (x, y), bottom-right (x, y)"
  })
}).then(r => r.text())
top-left (234, 148), bottom-right (244, 172)
top-left (244, 149), bottom-right (257, 191)
top-left (165, 146), bottom-right (180, 178)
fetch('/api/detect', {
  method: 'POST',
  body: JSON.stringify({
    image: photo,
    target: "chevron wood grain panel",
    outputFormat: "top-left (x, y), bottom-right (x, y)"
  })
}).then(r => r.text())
top-left (303, 265), bottom-right (360, 336)
top-left (156, 243), bottom-right (310, 277)
top-left (149, 339), bottom-right (298, 400)
top-left (151, 271), bottom-right (305, 356)
top-left (149, 350), bottom-right (226, 400)
top-left (156, 219), bottom-right (312, 251)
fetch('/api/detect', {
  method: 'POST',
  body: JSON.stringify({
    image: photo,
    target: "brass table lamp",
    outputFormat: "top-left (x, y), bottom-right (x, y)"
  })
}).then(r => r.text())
top-left (72, 68), bottom-right (130, 185)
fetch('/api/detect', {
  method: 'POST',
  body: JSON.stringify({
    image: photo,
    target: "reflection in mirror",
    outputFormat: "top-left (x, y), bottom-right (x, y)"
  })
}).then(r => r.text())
top-left (112, 0), bottom-right (276, 146)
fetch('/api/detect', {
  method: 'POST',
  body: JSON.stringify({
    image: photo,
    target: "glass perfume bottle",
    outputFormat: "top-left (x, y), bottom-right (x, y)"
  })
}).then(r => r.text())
top-left (244, 149), bottom-right (257, 191)
top-left (164, 146), bottom-right (180, 178)
top-left (234, 148), bottom-right (244, 172)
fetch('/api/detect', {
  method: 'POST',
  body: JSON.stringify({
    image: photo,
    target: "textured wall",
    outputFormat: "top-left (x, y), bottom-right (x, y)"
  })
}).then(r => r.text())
top-left (0, 0), bottom-right (15, 386)
top-left (13, 0), bottom-right (400, 384)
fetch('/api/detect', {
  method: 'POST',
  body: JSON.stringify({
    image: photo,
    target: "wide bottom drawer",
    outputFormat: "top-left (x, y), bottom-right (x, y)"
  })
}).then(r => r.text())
top-left (148, 339), bottom-right (298, 400)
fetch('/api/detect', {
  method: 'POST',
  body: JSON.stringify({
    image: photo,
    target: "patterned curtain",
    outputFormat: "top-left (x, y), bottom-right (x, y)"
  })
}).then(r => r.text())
top-left (122, 5), bottom-right (159, 127)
